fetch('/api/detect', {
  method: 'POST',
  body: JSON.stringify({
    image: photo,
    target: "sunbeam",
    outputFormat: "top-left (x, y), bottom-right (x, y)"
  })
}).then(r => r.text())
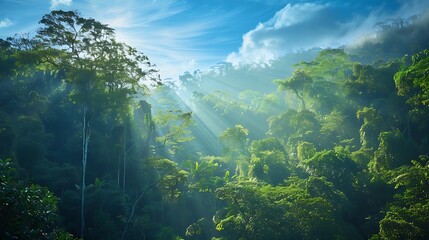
top-left (2, 1), bottom-right (429, 239)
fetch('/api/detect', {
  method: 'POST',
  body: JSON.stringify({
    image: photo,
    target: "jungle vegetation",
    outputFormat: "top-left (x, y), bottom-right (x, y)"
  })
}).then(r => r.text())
top-left (1, 10), bottom-right (429, 240)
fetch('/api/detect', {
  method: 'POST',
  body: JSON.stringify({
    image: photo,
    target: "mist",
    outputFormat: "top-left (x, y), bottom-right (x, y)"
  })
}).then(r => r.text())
top-left (2, 2), bottom-right (429, 240)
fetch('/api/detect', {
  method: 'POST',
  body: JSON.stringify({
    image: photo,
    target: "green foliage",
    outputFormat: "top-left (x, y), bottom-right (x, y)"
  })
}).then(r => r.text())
top-left (357, 107), bottom-right (383, 149)
top-left (13, 115), bottom-right (46, 169)
top-left (297, 49), bottom-right (353, 82)
top-left (0, 158), bottom-right (75, 239)
top-left (259, 93), bottom-right (283, 115)
top-left (156, 226), bottom-right (184, 240)
top-left (321, 109), bottom-right (358, 148)
top-left (37, 10), bottom-right (157, 123)
top-left (248, 138), bottom-right (291, 184)
top-left (202, 91), bottom-right (247, 116)
top-left (289, 110), bottom-right (321, 138)
top-left (154, 109), bottom-right (194, 155)
top-left (249, 150), bottom-right (289, 184)
top-left (378, 214), bottom-right (423, 240)
top-left (219, 124), bottom-right (249, 157)
top-left (388, 155), bottom-right (429, 203)
top-left (268, 109), bottom-right (297, 139)
top-left (297, 141), bottom-right (316, 161)
top-left (187, 157), bottom-right (226, 192)
top-left (214, 179), bottom-right (357, 240)
top-left (268, 109), bottom-right (321, 151)
top-left (150, 158), bottom-right (188, 199)
top-left (395, 49), bottom-right (429, 106)
top-left (350, 148), bottom-right (373, 169)
top-left (3, 11), bottom-right (429, 239)
top-left (372, 156), bottom-right (429, 239)
top-left (301, 150), bottom-right (357, 193)
top-left (345, 61), bottom-right (400, 103)
top-left (279, 49), bottom-right (354, 113)
top-left (0, 112), bottom-right (14, 159)
top-left (249, 137), bottom-right (284, 154)
top-left (305, 80), bottom-right (341, 114)
top-left (276, 69), bottom-right (313, 109)
top-left (371, 130), bottom-right (419, 171)
top-left (185, 217), bottom-right (214, 238)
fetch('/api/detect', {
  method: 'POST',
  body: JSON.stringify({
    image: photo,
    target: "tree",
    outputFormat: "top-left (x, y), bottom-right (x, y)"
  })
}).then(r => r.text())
top-left (120, 158), bottom-right (188, 240)
top-left (0, 158), bottom-right (75, 239)
top-left (297, 141), bottom-right (316, 162)
top-left (268, 109), bottom-right (298, 141)
top-left (305, 80), bottom-right (341, 114)
top-left (296, 49), bottom-right (353, 83)
top-left (248, 138), bottom-right (291, 185)
top-left (249, 150), bottom-right (290, 185)
top-left (276, 69), bottom-right (313, 109)
top-left (187, 157), bottom-right (227, 193)
top-left (356, 107), bottom-right (382, 150)
top-left (258, 93), bottom-right (283, 115)
top-left (154, 109), bottom-right (194, 156)
top-left (374, 156), bottom-right (429, 239)
top-left (36, 10), bottom-right (157, 238)
top-left (276, 49), bottom-right (353, 114)
top-left (289, 109), bottom-right (321, 139)
top-left (301, 150), bottom-right (357, 194)
top-left (320, 109), bottom-right (359, 150)
top-left (219, 124), bottom-right (249, 158)
top-left (394, 49), bottom-right (429, 107)
top-left (214, 178), bottom-right (355, 240)
top-left (345, 61), bottom-right (400, 105)
top-left (371, 130), bottom-right (418, 171)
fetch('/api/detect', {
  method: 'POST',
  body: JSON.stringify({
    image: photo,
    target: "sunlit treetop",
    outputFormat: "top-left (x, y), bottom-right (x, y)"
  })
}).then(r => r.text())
top-left (36, 10), bottom-right (160, 95)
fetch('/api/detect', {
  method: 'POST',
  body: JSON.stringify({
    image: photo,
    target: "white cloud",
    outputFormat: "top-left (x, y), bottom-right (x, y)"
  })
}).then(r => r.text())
top-left (80, 1), bottom-right (237, 80)
top-left (227, 3), bottom-right (358, 65)
top-left (226, 2), bottom-right (429, 66)
top-left (0, 18), bottom-right (13, 28)
top-left (50, 0), bottom-right (72, 9)
top-left (269, 3), bottom-right (325, 29)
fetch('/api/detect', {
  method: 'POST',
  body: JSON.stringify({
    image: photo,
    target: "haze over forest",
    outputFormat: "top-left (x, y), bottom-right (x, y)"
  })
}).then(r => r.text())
top-left (1, 0), bottom-right (429, 239)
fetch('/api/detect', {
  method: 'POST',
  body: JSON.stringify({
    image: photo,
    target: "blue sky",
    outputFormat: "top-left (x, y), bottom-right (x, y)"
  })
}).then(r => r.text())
top-left (1, 0), bottom-right (428, 80)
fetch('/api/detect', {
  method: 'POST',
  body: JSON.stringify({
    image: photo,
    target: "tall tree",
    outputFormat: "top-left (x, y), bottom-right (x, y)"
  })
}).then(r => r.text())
top-left (36, 10), bottom-right (157, 238)
top-left (276, 70), bottom-right (313, 109)
top-left (296, 49), bottom-right (353, 83)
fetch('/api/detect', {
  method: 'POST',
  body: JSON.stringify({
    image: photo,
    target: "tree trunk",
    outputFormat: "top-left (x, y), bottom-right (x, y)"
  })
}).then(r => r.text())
top-left (121, 183), bottom-right (158, 240)
top-left (294, 89), bottom-right (306, 110)
top-left (117, 153), bottom-right (121, 187)
top-left (81, 106), bottom-right (90, 238)
top-left (122, 125), bottom-right (126, 191)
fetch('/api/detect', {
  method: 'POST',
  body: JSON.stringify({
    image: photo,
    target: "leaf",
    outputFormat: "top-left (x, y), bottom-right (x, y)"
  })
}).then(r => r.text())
top-left (224, 170), bottom-right (230, 182)
top-left (95, 177), bottom-right (101, 187)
